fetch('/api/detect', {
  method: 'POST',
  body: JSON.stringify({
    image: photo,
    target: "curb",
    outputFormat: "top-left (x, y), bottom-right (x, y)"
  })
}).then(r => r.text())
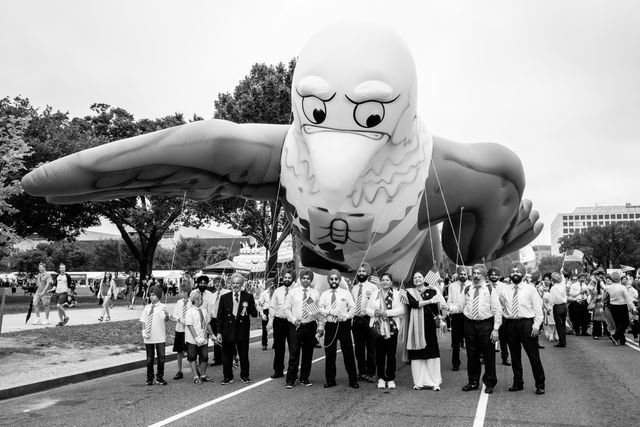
top-left (0, 334), bottom-right (264, 401)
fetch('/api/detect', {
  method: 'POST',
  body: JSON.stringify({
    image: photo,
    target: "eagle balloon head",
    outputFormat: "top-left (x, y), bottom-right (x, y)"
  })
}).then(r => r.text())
top-left (290, 22), bottom-right (418, 214)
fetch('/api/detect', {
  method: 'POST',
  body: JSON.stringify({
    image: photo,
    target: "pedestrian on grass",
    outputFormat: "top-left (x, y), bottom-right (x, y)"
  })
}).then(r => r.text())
top-left (98, 272), bottom-right (117, 321)
top-left (140, 285), bottom-right (170, 385)
top-left (32, 262), bottom-right (53, 325)
top-left (186, 290), bottom-right (213, 384)
top-left (170, 282), bottom-right (192, 380)
top-left (52, 264), bottom-right (72, 327)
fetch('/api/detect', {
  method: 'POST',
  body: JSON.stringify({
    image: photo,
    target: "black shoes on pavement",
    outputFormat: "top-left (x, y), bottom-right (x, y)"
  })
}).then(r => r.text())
top-left (462, 383), bottom-right (479, 392)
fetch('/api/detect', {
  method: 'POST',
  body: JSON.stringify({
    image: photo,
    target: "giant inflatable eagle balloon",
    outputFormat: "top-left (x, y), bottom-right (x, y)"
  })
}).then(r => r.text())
top-left (21, 22), bottom-right (542, 282)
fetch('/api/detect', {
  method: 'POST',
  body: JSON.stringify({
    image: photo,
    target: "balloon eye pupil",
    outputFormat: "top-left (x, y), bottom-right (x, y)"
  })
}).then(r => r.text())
top-left (313, 109), bottom-right (326, 123)
top-left (366, 115), bottom-right (381, 127)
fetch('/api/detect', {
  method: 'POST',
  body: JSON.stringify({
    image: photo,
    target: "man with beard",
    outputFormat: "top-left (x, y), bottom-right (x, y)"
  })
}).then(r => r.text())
top-left (567, 274), bottom-right (590, 336)
top-left (446, 266), bottom-right (470, 371)
top-left (500, 262), bottom-right (545, 395)
top-left (350, 262), bottom-right (378, 382)
top-left (487, 267), bottom-right (510, 366)
top-left (216, 273), bottom-right (257, 384)
top-left (267, 269), bottom-right (296, 379)
top-left (318, 269), bottom-right (359, 388)
top-left (283, 269), bottom-right (321, 388)
top-left (461, 264), bottom-right (502, 394)
top-left (549, 272), bottom-right (568, 347)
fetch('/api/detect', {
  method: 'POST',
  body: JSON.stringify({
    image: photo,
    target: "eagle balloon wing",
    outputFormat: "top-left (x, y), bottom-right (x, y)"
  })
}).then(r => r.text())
top-left (21, 120), bottom-right (289, 204)
top-left (421, 136), bottom-right (543, 264)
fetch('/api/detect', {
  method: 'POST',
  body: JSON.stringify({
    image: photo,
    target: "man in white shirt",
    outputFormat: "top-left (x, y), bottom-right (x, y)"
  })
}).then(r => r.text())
top-left (267, 269), bottom-right (296, 379)
top-left (283, 269), bottom-right (321, 388)
top-left (257, 278), bottom-right (275, 351)
top-left (350, 262), bottom-right (378, 382)
top-left (500, 262), bottom-right (546, 395)
top-left (487, 267), bottom-right (510, 366)
top-left (209, 276), bottom-right (228, 366)
top-left (461, 265), bottom-right (502, 394)
top-left (185, 290), bottom-right (214, 383)
top-left (446, 266), bottom-right (469, 371)
top-left (548, 272), bottom-right (568, 347)
top-left (567, 274), bottom-right (590, 336)
top-left (318, 269), bottom-right (359, 388)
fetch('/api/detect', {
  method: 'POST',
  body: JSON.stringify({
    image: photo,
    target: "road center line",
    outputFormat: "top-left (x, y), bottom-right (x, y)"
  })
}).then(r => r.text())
top-left (625, 342), bottom-right (640, 352)
top-left (149, 353), bottom-right (333, 427)
top-left (472, 384), bottom-right (489, 427)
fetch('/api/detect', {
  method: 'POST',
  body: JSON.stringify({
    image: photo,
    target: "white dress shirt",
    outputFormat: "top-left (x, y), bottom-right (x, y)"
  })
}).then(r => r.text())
top-left (549, 283), bottom-right (568, 305)
top-left (350, 280), bottom-right (378, 317)
top-left (462, 281), bottom-right (502, 330)
top-left (319, 287), bottom-right (355, 325)
top-left (269, 285), bottom-right (294, 320)
top-left (139, 302), bottom-right (168, 344)
top-left (172, 298), bottom-right (191, 333)
top-left (499, 282), bottom-right (544, 329)
top-left (568, 281), bottom-right (589, 303)
top-left (200, 289), bottom-right (215, 322)
top-left (284, 286), bottom-right (321, 324)
top-left (185, 305), bottom-right (208, 345)
top-left (606, 283), bottom-right (634, 308)
top-left (258, 288), bottom-right (273, 313)
top-left (447, 280), bottom-right (468, 313)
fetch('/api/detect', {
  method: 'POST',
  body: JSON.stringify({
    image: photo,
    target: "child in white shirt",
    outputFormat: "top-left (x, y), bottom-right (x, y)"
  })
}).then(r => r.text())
top-left (186, 290), bottom-right (213, 384)
top-left (140, 285), bottom-right (169, 385)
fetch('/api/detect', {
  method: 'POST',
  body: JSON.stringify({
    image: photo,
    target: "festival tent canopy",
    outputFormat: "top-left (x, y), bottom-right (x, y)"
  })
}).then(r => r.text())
top-left (201, 260), bottom-right (250, 274)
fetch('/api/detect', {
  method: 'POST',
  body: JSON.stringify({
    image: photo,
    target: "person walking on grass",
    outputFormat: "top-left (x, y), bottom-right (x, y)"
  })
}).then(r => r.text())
top-left (32, 262), bottom-right (53, 325)
top-left (98, 272), bottom-right (117, 321)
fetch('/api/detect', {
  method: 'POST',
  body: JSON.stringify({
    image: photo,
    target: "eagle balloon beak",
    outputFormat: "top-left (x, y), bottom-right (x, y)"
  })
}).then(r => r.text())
top-left (303, 127), bottom-right (388, 214)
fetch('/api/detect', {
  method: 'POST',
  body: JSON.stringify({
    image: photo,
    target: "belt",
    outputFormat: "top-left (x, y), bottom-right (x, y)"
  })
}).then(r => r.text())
top-left (464, 316), bottom-right (492, 324)
top-left (504, 317), bottom-right (533, 322)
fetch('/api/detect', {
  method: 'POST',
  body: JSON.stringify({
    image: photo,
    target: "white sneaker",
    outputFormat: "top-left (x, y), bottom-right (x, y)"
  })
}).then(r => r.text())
top-left (387, 380), bottom-right (396, 389)
top-left (41, 319), bottom-right (50, 325)
top-left (32, 318), bottom-right (41, 325)
top-left (378, 379), bottom-right (386, 389)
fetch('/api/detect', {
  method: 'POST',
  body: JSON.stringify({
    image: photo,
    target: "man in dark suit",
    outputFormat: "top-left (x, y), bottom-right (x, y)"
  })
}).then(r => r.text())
top-left (216, 272), bottom-right (257, 385)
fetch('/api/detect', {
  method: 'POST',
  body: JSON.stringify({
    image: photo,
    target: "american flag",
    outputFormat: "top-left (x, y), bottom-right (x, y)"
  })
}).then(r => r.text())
top-left (425, 268), bottom-right (442, 287)
top-left (370, 274), bottom-right (381, 286)
top-left (398, 287), bottom-right (409, 305)
top-left (306, 296), bottom-right (319, 316)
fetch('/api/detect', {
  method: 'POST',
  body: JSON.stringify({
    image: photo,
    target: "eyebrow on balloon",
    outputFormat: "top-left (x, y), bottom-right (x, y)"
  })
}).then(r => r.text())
top-left (347, 80), bottom-right (398, 103)
top-left (297, 76), bottom-right (336, 100)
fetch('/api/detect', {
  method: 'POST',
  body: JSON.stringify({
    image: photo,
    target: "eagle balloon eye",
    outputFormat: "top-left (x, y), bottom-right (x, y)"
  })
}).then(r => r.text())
top-left (353, 101), bottom-right (384, 128)
top-left (302, 96), bottom-right (327, 124)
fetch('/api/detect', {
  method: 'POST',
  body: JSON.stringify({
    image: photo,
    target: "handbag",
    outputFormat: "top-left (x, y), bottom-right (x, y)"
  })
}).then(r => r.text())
top-left (98, 296), bottom-right (103, 305)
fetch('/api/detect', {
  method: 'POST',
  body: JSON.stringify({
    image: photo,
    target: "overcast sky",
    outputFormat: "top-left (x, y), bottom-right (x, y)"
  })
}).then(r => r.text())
top-left (2, 0), bottom-right (638, 245)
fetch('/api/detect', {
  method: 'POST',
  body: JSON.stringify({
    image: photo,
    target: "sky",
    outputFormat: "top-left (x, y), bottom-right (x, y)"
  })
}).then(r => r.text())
top-left (2, 0), bottom-right (639, 245)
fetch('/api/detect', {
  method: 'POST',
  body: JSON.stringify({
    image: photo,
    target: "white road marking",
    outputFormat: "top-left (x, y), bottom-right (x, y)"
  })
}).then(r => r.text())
top-left (149, 353), bottom-right (332, 427)
top-left (472, 384), bottom-right (489, 427)
top-left (625, 342), bottom-right (640, 352)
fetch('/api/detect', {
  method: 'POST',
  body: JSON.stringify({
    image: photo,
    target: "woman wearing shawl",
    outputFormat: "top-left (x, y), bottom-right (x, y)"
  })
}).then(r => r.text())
top-left (405, 271), bottom-right (446, 390)
top-left (366, 273), bottom-right (404, 390)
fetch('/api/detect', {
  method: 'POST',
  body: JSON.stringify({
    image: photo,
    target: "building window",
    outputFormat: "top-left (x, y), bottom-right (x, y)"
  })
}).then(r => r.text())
top-left (604, 214), bottom-right (609, 219)
top-left (562, 215), bottom-right (567, 220)
top-left (580, 215), bottom-right (585, 220)
top-left (563, 222), bottom-right (568, 227)
top-left (563, 228), bottom-right (568, 234)
top-left (623, 214), bottom-right (628, 219)
top-left (636, 213), bottom-right (640, 218)
top-left (598, 215), bottom-right (603, 219)
top-left (617, 214), bottom-right (622, 219)
top-left (568, 222), bottom-right (573, 226)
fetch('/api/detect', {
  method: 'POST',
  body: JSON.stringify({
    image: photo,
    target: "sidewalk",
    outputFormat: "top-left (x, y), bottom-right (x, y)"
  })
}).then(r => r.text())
top-left (0, 304), bottom-right (263, 400)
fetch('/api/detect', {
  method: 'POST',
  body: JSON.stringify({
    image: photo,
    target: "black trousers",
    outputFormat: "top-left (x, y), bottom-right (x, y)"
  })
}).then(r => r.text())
top-left (272, 316), bottom-right (293, 374)
top-left (374, 333), bottom-right (398, 381)
top-left (553, 303), bottom-right (568, 346)
top-left (286, 321), bottom-right (317, 383)
top-left (505, 318), bottom-right (545, 388)
top-left (450, 313), bottom-right (465, 368)
top-left (592, 320), bottom-right (604, 337)
top-left (464, 317), bottom-right (497, 387)
top-left (145, 343), bottom-right (165, 380)
top-left (609, 304), bottom-right (629, 344)
top-left (498, 318), bottom-right (509, 362)
top-left (222, 340), bottom-right (249, 380)
top-left (352, 315), bottom-right (376, 376)
top-left (210, 319), bottom-right (222, 363)
top-left (568, 301), bottom-right (590, 335)
top-left (261, 309), bottom-right (270, 347)
top-left (324, 321), bottom-right (358, 384)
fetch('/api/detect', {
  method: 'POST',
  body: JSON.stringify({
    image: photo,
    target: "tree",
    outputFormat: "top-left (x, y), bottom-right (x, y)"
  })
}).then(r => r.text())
top-left (172, 237), bottom-right (207, 273)
top-left (204, 245), bottom-right (230, 265)
top-left (536, 255), bottom-right (565, 275)
top-left (559, 222), bottom-right (640, 269)
top-left (0, 106), bottom-right (32, 250)
top-left (205, 59), bottom-right (296, 278)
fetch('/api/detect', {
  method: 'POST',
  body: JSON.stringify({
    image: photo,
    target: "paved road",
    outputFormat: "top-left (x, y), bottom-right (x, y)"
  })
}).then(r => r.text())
top-left (2, 333), bottom-right (639, 426)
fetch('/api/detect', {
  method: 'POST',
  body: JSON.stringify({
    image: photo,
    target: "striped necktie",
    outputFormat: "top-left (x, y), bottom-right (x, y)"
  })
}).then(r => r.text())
top-left (355, 285), bottom-right (362, 316)
top-left (331, 290), bottom-right (336, 310)
top-left (302, 288), bottom-right (308, 320)
top-left (471, 286), bottom-right (480, 319)
top-left (512, 285), bottom-right (519, 317)
top-left (145, 305), bottom-right (155, 336)
top-left (182, 299), bottom-right (188, 322)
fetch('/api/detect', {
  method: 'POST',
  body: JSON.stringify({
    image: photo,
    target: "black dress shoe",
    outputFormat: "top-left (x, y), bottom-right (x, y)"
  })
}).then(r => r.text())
top-left (270, 372), bottom-right (284, 379)
top-left (502, 360), bottom-right (511, 366)
top-left (323, 382), bottom-right (336, 388)
top-left (535, 387), bottom-right (545, 395)
top-left (484, 386), bottom-right (494, 394)
top-left (349, 381), bottom-right (360, 389)
top-left (554, 343), bottom-right (565, 348)
top-left (462, 383), bottom-right (479, 392)
top-left (210, 361), bottom-right (223, 366)
top-left (452, 366), bottom-right (460, 371)
top-left (173, 372), bottom-right (184, 380)
top-left (508, 385), bottom-right (523, 391)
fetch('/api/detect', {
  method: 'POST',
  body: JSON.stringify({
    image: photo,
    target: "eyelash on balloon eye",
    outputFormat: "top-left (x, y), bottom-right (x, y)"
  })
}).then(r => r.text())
top-left (344, 94), bottom-right (400, 105)
top-left (295, 88), bottom-right (336, 102)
